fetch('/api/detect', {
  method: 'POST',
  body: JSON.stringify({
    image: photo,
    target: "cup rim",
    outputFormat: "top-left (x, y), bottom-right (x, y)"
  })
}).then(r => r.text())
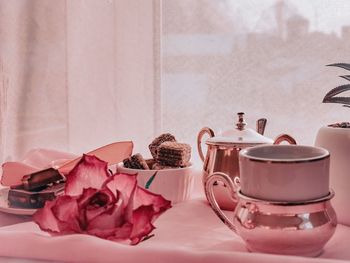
top-left (240, 145), bottom-right (329, 163)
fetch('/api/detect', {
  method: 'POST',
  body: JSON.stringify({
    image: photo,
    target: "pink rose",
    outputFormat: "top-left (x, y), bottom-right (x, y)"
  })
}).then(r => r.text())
top-left (33, 155), bottom-right (172, 245)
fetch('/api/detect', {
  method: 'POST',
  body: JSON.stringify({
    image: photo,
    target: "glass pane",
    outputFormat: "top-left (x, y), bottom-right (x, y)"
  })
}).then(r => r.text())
top-left (161, 0), bottom-right (350, 161)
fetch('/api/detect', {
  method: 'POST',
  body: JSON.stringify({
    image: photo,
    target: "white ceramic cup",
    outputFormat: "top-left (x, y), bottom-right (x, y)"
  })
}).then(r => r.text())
top-left (239, 145), bottom-right (330, 202)
top-left (117, 163), bottom-right (194, 204)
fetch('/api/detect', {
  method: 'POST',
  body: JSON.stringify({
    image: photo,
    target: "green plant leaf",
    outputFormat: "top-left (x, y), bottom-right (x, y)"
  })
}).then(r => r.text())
top-left (323, 96), bottom-right (350, 105)
top-left (327, 63), bottom-right (350, 71)
top-left (323, 84), bottom-right (350, 102)
top-left (340, 75), bottom-right (350, 81)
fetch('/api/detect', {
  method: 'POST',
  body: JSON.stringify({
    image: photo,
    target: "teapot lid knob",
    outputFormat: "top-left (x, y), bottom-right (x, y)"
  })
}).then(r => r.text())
top-left (236, 112), bottom-right (247, 130)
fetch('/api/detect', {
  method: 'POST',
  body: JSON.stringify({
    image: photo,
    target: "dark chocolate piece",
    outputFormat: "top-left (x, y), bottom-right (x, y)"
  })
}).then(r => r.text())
top-left (8, 183), bottom-right (65, 209)
top-left (21, 168), bottom-right (64, 191)
top-left (149, 133), bottom-right (176, 159)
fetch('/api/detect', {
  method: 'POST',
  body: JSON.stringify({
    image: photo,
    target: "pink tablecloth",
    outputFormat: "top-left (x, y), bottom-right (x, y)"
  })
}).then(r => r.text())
top-left (0, 171), bottom-right (349, 263)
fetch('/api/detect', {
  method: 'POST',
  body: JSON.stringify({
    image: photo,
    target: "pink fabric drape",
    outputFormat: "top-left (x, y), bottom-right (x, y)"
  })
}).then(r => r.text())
top-left (0, 192), bottom-right (349, 263)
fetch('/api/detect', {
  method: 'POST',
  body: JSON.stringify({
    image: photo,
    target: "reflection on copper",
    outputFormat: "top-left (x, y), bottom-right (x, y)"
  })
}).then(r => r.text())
top-left (205, 173), bottom-right (337, 257)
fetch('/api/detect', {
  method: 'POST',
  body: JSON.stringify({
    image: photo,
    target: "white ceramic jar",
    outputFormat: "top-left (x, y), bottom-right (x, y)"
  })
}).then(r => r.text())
top-left (315, 125), bottom-right (350, 225)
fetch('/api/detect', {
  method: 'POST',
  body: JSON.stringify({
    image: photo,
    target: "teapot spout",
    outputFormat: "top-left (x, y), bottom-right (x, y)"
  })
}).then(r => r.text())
top-left (256, 118), bottom-right (267, 135)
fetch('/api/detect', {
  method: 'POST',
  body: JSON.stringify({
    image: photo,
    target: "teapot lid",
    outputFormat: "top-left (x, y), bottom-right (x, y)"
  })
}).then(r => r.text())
top-left (206, 112), bottom-right (273, 146)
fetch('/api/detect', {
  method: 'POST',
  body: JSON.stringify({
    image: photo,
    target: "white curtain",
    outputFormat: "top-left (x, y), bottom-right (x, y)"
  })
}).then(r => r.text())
top-left (2, 0), bottom-right (350, 163)
top-left (0, 0), bottom-right (159, 161)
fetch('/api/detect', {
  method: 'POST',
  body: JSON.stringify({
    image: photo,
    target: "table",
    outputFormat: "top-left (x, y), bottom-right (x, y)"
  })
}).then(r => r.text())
top-left (0, 171), bottom-right (349, 263)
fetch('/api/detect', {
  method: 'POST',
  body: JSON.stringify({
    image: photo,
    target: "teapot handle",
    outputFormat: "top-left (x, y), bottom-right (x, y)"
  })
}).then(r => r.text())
top-left (205, 172), bottom-right (239, 233)
top-left (273, 134), bottom-right (297, 145)
top-left (197, 127), bottom-right (215, 162)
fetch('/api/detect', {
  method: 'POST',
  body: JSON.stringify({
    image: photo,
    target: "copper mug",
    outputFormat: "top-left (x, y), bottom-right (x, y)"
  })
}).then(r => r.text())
top-left (205, 145), bottom-right (337, 257)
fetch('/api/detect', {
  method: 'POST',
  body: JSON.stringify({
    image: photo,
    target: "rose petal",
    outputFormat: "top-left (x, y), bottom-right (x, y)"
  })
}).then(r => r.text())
top-left (134, 187), bottom-right (172, 220)
top-left (86, 194), bottom-right (136, 240)
top-left (90, 187), bottom-right (117, 206)
top-left (51, 196), bottom-right (81, 233)
top-left (75, 188), bottom-right (98, 229)
top-left (33, 199), bottom-right (61, 233)
top-left (1, 162), bottom-right (38, 186)
top-left (87, 199), bottom-right (124, 233)
top-left (77, 187), bottom-right (118, 225)
top-left (77, 188), bottom-right (99, 207)
top-left (65, 155), bottom-right (110, 196)
top-left (104, 174), bottom-right (138, 223)
top-left (85, 205), bottom-right (114, 226)
top-left (34, 195), bottom-right (80, 234)
top-left (129, 205), bottom-right (156, 245)
top-left (34, 157), bottom-right (172, 245)
top-left (104, 173), bottom-right (137, 209)
top-left (89, 223), bottom-right (133, 241)
top-left (108, 223), bottom-right (133, 240)
top-left (78, 187), bottom-right (116, 209)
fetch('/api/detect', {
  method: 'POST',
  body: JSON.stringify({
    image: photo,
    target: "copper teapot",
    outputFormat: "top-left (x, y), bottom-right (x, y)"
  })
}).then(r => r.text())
top-left (197, 112), bottom-right (296, 211)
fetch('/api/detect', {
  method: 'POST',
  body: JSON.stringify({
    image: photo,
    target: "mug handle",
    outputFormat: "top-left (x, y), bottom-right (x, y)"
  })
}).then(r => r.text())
top-left (205, 172), bottom-right (239, 233)
top-left (273, 134), bottom-right (297, 145)
top-left (197, 127), bottom-right (215, 162)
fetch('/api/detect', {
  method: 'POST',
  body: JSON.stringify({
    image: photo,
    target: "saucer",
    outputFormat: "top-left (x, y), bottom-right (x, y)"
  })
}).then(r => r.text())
top-left (0, 188), bottom-right (37, 215)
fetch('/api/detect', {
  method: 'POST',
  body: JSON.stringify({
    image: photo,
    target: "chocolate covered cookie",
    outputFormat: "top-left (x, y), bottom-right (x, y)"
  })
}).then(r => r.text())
top-left (149, 133), bottom-right (176, 159)
top-left (145, 158), bottom-right (156, 169)
top-left (123, 153), bottom-right (149, 170)
top-left (156, 141), bottom-right (191, 167)
top-left (152, 163), bottom-right (174, 170)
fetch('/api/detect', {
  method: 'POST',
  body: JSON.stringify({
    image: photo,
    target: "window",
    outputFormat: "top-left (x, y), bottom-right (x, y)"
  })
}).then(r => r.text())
top-left (161, 0), bottom-right (350, 162)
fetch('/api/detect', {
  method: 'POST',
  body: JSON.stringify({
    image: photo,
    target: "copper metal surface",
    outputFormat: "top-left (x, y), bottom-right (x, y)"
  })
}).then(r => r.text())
top-left (197, 113), bottom-right (296, 211)
top-left (205, 172), bottom-right (337, 257)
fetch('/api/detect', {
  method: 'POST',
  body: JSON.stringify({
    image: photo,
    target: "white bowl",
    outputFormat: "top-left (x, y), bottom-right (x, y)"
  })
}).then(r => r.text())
top-left (116, 163), bottom-right (194, 204)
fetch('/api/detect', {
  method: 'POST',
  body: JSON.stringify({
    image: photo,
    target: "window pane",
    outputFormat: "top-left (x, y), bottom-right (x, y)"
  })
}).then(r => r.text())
top-left (161, 0), bottom-right (350, 161)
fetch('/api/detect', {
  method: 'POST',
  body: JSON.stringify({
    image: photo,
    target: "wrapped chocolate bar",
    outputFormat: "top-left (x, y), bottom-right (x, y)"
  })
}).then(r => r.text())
top-left (8, 183), bottom-right (65, 209)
